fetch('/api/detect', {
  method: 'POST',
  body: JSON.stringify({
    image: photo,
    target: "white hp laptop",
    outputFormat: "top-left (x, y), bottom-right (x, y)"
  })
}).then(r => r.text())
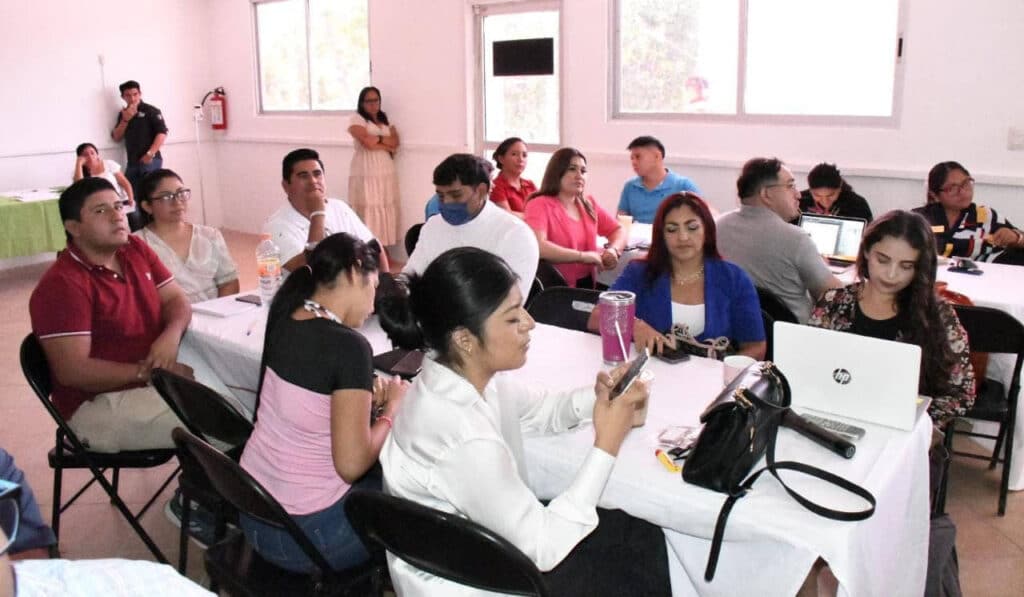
top-left (773, 322), bottom-right (922, 431)
top-left (798, 214), bottom-right (866, 272)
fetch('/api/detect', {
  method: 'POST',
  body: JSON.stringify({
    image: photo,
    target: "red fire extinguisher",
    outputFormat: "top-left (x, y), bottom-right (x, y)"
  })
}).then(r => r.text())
top-left (205, 87), bottom-right (228, 130)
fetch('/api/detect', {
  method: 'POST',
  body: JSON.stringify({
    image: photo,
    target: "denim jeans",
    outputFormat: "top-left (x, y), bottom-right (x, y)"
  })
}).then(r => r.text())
top-left (124, 157), bottom-right (162, 231)
top-left (240, 470), bottom-right (380, 574)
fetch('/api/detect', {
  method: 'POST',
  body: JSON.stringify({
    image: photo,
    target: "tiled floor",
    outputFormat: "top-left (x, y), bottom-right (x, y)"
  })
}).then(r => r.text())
top-left (2, 229), bottom-right (1023, 595)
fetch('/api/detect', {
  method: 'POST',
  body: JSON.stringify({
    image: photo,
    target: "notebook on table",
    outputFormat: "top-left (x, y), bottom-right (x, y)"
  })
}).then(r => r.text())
top-left (798, 214), bottom-right (867, 272)
top-left (772, 322), bottom-right (922, 431)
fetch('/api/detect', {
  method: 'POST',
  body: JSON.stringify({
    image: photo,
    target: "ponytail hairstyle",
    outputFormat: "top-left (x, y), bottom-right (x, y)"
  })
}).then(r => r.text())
top-left (528, 147), bottom-right (596, 220)
top-left (377, 247), bottom-right (519, 369)
top-left (856, 210), bottom-right (955, 398)
top-left (75, 142), bottom-right (98, 178)
top-left (254, 232), bottom-right (379, 414)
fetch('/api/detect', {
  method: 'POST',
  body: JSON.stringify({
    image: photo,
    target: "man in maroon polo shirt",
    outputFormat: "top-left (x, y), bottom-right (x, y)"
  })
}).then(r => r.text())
top-left (28, 177), bottom-right (193, 452)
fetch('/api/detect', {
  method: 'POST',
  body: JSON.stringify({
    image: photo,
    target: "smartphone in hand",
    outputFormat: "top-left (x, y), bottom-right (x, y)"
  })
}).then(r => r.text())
top-left (610, 348), bottom-right (650, 400)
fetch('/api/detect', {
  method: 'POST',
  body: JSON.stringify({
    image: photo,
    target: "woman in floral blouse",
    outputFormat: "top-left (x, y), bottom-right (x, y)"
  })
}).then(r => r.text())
top-left (808, 210), bottom-right (974, 430)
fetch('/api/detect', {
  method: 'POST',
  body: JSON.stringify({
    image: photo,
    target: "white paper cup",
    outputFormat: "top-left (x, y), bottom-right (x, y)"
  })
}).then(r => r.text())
top-left (632, 369), bottom-right (655, 427)
top-left (722, 355), bottom-right (756, 386)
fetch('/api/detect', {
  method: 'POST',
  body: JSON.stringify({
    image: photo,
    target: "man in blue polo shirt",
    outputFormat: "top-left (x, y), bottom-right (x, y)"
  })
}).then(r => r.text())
top-left (617, 136), bottom-right (700, 224)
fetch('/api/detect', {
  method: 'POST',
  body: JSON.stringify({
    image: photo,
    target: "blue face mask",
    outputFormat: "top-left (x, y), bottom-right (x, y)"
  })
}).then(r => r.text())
top-left (439, 201), bottom-right (473, 226)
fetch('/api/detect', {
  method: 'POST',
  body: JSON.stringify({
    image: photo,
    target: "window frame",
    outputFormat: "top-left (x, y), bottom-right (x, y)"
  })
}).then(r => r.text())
top-left (252, 0), bottom-right (372, 115)
top-left (609, 0), bottom-right (906, 127)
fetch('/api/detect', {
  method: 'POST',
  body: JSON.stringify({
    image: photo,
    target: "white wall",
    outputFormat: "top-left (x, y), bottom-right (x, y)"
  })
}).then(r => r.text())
top-left (0, 0), bottom-right (221, 226)
top-left (3, 0), bottom-right (1022, 260)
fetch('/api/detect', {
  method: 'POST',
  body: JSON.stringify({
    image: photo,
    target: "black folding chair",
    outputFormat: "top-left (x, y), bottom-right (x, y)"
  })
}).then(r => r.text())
top-left (943, 305), bottom-right (1024, 516)
top-left (527, 287), bottom-right (601, 333)
top-left (756, 286), bottom-right (799, 324)
top-left (151, 368), bottom-right (254, 574)
top-left (535, 260), bottom-right (568, 290)
top-left (404, 223), bottom-right (424, 257)
top-left (172, 428), bottom-right (383, 596)
top-left (761, 310), bottom-right (777, 361)
top-left (18, 334), bottom-right (177, 563)
top-left (346, 490), bottom-right (549, 596)
top-left (525, 277), bottom-right (544, 310)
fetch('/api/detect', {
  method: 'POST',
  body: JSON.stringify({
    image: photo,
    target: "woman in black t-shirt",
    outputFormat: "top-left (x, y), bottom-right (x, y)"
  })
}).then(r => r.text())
top-left (807, 210), bottom-right (974, 430)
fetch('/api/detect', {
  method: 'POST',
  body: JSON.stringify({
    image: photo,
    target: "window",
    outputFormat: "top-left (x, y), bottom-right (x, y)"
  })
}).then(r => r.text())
top-left (614, 0), bottom-right (902, 120)
top-left (254, 0), bottom-right (370, 112)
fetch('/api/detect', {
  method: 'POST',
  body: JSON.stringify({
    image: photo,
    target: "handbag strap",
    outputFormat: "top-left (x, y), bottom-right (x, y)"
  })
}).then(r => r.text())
top-left (703, 418), bottom-right (876, 581)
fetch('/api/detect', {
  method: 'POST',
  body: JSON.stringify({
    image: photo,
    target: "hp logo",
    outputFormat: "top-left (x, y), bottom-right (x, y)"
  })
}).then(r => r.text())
top-left (832, 369), bottom-right (852, 385)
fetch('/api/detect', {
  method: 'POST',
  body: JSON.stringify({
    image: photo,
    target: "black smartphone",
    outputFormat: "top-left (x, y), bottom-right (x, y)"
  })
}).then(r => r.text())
top-left (610, 348), bottom-right (650, 400)
top-left (948, 258), bottom-right (983, 275)
top-left (655, 345), bottom-right (691, 364)
top-left (235, 294), bottom-right (262, 306)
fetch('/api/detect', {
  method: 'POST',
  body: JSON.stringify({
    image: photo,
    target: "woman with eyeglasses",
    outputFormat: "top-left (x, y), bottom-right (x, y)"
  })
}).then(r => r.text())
top-left (135, 169), bottom-right (239, 303)
top-left (347, 86), bottom-right (401, 247)
top-left (912, 161), bottom-right (1024, 262)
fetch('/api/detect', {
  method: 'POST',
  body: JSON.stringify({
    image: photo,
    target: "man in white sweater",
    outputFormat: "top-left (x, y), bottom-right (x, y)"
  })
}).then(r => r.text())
top-left (404, 154), bottom-right (538, 297)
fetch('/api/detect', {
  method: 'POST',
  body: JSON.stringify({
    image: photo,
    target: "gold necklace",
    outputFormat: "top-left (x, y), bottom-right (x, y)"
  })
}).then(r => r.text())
top-left (672, 266), bottom-right (704, 286)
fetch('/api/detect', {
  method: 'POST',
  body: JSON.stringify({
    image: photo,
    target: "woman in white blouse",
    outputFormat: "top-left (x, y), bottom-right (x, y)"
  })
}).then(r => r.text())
top-left (135, 169), bottom-right (239, 303)
top-left (377, 247), bottom-right (670, 596)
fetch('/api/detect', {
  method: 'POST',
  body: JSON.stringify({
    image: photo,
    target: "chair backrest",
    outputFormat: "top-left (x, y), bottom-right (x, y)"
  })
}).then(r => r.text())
top-left (345, 490), bottom-right (548, 597)
top-left (527, 287), bottom-right (600, 333)
top-left (952, 305), bottom-right (1024, 398)
top-left (19, 334), bottom-right (52, 401)
top-left (151, 369), bottom-right (253, 451)
top-left (761, 309), bottom-right (776, 361)
top-left (535, 260), bottom-right (567, 290)
top-left (171, 428), bottom-right (336, 574)
top-left (756, 287), bottom-right (799, 324)
top-left (525, 277), bottom-right (544, 309)
top-left (404, 223), bottom-right (424, 257)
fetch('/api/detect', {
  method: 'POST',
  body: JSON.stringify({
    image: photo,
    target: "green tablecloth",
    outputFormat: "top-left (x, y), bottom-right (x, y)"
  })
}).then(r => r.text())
top-left (0, 196), bottom-right (66, 259)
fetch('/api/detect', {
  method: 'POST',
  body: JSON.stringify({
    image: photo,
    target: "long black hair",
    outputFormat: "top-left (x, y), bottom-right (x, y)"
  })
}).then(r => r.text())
top-left (75, 142), bottom-right (98, 178)
top-left (356, 86), bottom-right (389, 125)
top-left (377, 247), bottom-right (518, 368)
top-left (856, 210), bottom-right (956, 398)
top-left (528, 147), bottom-right (595, 220)
top-left (254, 233), bottom-right (379, 414)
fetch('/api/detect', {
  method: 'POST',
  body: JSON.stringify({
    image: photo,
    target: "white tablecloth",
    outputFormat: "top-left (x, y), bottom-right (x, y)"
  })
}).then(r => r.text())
top-left (179, 303), bottom-right (930, 596)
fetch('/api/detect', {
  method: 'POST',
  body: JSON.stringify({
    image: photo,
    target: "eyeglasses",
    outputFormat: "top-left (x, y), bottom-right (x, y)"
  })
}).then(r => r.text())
top-left (362, 98), bottom-right (381, 104)
top-left (151, 189), bottom-right (192, 204)
top-left (89, 200), bottom-right (130, 217)
top-left (940, 178), bottom-right (974, 195)
top-left (766, 182), bottom-right (798, 191)
top-left (0, 482), bottom-right (21, 555)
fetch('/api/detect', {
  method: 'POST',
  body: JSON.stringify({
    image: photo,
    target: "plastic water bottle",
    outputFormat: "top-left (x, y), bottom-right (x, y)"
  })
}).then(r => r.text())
top-left (256, 234), bottom-right (282, 305)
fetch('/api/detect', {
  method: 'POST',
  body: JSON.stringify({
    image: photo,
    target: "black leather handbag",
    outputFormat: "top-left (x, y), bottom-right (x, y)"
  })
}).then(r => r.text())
top-left (682, 362), bottom-right (877, 581)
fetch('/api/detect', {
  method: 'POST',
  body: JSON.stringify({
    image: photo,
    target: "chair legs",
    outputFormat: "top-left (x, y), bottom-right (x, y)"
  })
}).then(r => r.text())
top-left (998, 404), bottom-right (1017, 516)
top-left (51, 462), bottom-right (63, 541)
top-left (179, 493), bottom-right (191, 573)
top-left (989, 422), bottom-right (1006, 471)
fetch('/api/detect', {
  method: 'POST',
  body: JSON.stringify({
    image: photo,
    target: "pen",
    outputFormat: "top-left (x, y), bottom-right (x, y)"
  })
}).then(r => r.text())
top-left (655, 449), bottom-right (682, 473)
top-left (245, 317), bottom-right (260, 337)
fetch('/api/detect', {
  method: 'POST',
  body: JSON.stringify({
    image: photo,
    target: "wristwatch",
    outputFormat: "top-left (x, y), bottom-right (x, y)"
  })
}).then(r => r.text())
top-left (145, 150), bottom-right (155, 158)
top-left (305, 241), bottom-right (318, 252)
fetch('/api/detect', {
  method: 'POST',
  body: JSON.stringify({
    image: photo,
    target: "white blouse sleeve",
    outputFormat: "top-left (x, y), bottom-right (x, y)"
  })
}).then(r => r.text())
top-left (429, 438), bottom-right (615, 571)
top-left (511, 378), bottom-right (596, 434)
top-left (348, 113), bottom-right (367, 129)
top-left (210, 228), bottom-right (239, 285)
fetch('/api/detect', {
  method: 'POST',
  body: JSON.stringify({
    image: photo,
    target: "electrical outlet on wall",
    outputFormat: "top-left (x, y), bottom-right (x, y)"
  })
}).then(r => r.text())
top-left (1008, 127), bottom-right (1024, 151)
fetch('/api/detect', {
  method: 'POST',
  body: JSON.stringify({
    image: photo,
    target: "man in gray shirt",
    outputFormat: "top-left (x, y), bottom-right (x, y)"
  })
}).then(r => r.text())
top-left (716, 157), bottom-right (842, 322)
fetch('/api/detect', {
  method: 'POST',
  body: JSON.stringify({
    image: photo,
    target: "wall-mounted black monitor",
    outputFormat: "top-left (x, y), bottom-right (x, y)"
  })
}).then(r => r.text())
top-left (493, 38), bottom-right (554, 76)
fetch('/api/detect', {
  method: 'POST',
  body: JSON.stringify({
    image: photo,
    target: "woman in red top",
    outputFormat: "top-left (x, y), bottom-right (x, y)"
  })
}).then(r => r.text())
top-left (525, 148), bottom-right (626, 288)
top-left (489, 137), bottom-right (536, 217)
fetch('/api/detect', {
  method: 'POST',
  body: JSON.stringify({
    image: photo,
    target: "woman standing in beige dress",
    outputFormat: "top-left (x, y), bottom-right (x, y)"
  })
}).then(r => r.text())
top-left (347, 86), bottom-right (400, 247)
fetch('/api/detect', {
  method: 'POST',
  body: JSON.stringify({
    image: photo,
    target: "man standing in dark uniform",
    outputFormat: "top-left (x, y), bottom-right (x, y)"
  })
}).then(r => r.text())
top-left (111, 80), bottom-right (168, 230)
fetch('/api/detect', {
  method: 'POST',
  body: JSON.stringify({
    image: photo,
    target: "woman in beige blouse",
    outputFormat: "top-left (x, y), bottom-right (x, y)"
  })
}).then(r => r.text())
top-left (347, 86), bottom-right (401, 247)
top-left (135, 169), bottom-right (239, 303)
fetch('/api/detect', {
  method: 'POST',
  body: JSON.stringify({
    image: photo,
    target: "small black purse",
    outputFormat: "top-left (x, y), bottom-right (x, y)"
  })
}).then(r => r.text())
top-left (682, 362), bottom-right (877, 581)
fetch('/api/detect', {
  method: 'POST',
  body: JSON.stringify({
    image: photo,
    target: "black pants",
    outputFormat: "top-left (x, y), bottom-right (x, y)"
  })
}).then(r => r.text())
top-left (543, 508), bottom-right (671, 597)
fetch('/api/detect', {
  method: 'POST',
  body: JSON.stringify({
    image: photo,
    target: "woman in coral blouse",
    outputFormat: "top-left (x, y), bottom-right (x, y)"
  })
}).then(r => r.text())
top-left (524, 148), bottom-right (626, 288)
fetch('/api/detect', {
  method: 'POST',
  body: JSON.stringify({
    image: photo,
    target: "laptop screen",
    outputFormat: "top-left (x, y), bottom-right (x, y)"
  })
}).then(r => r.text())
top-left (799, 214), bottom-right (866, 258)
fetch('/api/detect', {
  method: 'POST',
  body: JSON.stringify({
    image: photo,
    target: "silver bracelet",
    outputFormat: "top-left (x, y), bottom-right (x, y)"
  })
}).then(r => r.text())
top-left (309, 210), bottom-right (327, 219)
